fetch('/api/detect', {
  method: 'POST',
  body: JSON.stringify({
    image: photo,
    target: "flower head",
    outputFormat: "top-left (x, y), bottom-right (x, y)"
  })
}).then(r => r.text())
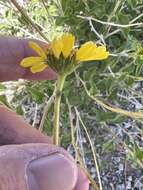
top-left (20, 33), bottom-right (109, 74)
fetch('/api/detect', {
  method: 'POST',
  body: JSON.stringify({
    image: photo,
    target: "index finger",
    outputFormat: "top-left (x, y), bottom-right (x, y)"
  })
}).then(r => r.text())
top-left (0, 37), bottom-right (57, 82)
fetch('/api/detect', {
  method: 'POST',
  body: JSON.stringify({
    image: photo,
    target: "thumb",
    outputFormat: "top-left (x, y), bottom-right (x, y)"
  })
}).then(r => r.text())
top-left (0, 144), bottom-right (78, 190)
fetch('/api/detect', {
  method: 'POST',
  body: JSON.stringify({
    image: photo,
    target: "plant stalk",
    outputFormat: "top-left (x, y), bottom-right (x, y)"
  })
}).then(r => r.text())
top-left (53, 74), bottom-right (66, 145)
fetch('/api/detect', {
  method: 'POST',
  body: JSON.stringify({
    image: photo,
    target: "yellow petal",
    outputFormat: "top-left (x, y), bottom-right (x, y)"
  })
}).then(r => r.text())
top-left (20, 57), bottom-right (44, 67)
top-left (90, 46), bottom-right (109, 60)
top-left (61, 33), bottom-right (75, 58)
top-left (29, 41), bottom-right (47, 59)
top-left (76, 42), bottom-right (109, 61)
top-left (51, 38), bottom-right (63, 59)
top-left (76, 42), bottom-right (97, 61)
top-left (30, 63), bottom-right (48, 73)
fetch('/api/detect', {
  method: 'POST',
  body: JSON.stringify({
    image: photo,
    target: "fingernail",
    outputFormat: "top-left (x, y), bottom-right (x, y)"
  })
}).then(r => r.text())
top-left (26, 154), bottom-right (77, 190)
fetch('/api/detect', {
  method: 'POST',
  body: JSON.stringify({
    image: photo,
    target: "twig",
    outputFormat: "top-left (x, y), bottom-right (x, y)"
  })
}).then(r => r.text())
top-left (66, 98), bottom-right (100, 190)
top-left (75, 107), bottom-right (86, 164)
top-left (41, 0), bottom-right (54, 25)
top-left (124, 158), bottom-right (127, 190)
top-left (107, 66), bottom-right (116, 78)
top-left (53, 0), bottom-right (64, 16)
top-left (106, 0), bottom-right (123, 33)
top-left (41, 0), bottom-right (49, 18)
top-left (88, 19), bottom-right (105, 45)
top-left (104, 29), bottom-right (121, 39)
top-left (75, 107), bottom-right (103, 190)
top-left (39, 91), bottom-right (55, 132)
top-left (96, 29), bottom-right (121, 44)
top-left (75, 73), bottom-right (143, 119)
top-left (130, 13), bottom-right (143, 24)
top-left (32, 103), bottom-right (38, 127)
top-left (81, 0), bottom-right (90, 11)
top-left (133, 176), bottom-right (143, 189)
top-left (0, 1), bottom-right (11, 8)
top-left (107, 0), bottom-right (122, 23)
top-left (11, 0), bottom-right (49, 42)
top-left (77, 15), bottom-right (143, 28)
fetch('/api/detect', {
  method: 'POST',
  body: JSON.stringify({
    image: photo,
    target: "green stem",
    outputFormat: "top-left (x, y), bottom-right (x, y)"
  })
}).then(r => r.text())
top-left (53, 74), bottom-right (66, 145)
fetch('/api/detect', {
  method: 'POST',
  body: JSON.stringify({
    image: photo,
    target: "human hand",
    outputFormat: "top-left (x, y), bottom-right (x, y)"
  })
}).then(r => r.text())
top-left (0, 37), bottom-right (57, 81)
top-left (0, 38), bottom-right (89, 190)
top-left (0, 106), bottom-right (89, 190)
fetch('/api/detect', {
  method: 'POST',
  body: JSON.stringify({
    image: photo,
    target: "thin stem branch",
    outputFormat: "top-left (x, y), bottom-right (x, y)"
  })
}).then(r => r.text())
top-left (107, 0), bottom-right (122, 23)
top-left (75, 73), bottom-right (143, 119)
top-left (32, 103), bottom-right (38, 127)
top-left (77, 15), bottom-right (143, 28)
top-left (89, 19), bottom-right (105, 45)
top-left (53, 0), bottom-right (64, 16)
top-left (66, 98), bottom-right (100, 190)
top-left (53, 74), bottom-right (66, 145)
top-left (41, 0), bottom-right (54, 25)
top-left (130, 13), bottom-right (143, 24)
top-left (41, 0), bottom-right (49, 18)
top-left (75, 107), bottom-right (103, 190)
top-left (106, 0), bottom-right (123, 33)
top-left (39, 90), bottom-right (55, 132)
top-left (11, 0), bottom-right (49, 42)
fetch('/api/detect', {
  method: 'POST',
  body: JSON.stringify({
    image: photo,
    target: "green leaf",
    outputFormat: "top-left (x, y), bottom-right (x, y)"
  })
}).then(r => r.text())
top-left (89, 1), bottom-right (106, 18)
top-left (95, 109), bottom-right (116, 123)
top-left (27, 87), bottom-right (44, 104)
top-left (124, 75), bottom-right (134, 86)
top-left (117, 12), bottom-right (130, 25)
top-left (0, 84), bottom-right (6, 91)
top-left (102, 139), bottom-right (115, 153)
top-left (127, 0), bottom-right (137, 7)
top-left (61, 133), bottom-right (71, 148)
top-left (43, 119), bottom-right (53, 136)
top-left (0, 95), bottom-right (9, 107)
top-left (134, 142), bottom-right (143, 161)
top-left (111, 115), bottom-right (127, 124)
top-left (116, 13), bottom-right (130, 38)
top-left (16, 105), bottom-right (24, 115)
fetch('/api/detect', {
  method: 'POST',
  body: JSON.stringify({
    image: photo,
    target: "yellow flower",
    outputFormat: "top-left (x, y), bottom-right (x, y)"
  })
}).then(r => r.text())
top-left (51, 33), bottom-right (75, 59)
top-left (51, 33), bottom-right (109, 61)
top-left (76, 41), bottom-right (109, 61)
top-left (20, 33), bottom-right (109, 74)
top-left (20, 41), bottom-right (48, 73)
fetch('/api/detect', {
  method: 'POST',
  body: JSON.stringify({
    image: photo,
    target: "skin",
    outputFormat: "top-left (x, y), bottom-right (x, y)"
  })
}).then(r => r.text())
top-left (0, 38), bottom-right (89, 190)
